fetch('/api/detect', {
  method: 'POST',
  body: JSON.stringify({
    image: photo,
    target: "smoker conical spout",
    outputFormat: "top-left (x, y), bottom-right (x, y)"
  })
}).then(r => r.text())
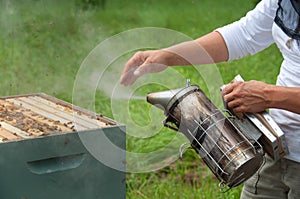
top-left (146, 88), bottom-right (182, 113)
top-left (146, 85), bottom-right (201, 116)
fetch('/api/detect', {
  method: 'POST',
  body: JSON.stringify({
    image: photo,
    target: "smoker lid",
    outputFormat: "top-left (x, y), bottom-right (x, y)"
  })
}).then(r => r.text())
top-left (146, 85), bottom-right (200, 115)
top-left (165, 85), bottom-right (200, 114)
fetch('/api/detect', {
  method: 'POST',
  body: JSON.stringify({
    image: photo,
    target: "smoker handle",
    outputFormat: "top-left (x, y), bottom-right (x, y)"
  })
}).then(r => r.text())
top-left (26, 153), bottom-right (86, 175)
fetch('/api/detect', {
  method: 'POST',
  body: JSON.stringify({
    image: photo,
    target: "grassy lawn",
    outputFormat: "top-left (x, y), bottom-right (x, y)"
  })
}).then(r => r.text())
top-left (0, 0), bottom-right (282, 198)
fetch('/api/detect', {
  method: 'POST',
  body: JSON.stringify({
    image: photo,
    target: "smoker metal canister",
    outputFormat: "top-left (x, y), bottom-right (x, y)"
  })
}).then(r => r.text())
top-left (147, 85), bottom-right (264, 189)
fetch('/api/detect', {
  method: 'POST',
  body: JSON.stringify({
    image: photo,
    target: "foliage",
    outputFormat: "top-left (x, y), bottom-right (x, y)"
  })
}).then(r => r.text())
top-left (0, 0), bottom-right (281, 198)
top-left (75, 0), bottom-right (106, 10)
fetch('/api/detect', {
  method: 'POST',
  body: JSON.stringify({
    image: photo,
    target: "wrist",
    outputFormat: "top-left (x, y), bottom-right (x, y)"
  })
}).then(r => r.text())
top-left (264, 84), bottom-right (287, 109)
top-left (161, 49), bottom-right (189, 66)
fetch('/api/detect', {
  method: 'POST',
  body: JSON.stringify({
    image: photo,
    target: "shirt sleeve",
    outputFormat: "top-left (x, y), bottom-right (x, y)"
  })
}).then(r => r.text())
top-left (216, 0), bottom-right (278, 61)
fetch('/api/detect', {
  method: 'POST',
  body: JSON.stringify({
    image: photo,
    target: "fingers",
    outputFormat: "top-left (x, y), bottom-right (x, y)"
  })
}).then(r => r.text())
top-left (222, 81), bottom-right (242, 101)
top-left (120, 50), bottom-right (168, 86)
top-left (122, 51), bottom-right (144, 74)
top-left (120, 51), bottom-right (145, 86)
top-left (222, 81), bottom-right (244, 112)
top-left (121, 63), bottom-right (150, 86)
top-left (227, 98), bottom-right (246, 113)
top-left (120, 68), bottom-right (139, 86)
top-left (222, 80), bottom-right (266, 113)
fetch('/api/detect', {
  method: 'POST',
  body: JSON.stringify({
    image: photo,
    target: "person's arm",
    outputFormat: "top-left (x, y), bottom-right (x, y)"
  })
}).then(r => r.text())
top-left (222, 80), bottom-right (300, 114)
top-left (166, 31), bottom-right (229, 65)
top-left (120, 31), bottom-right (228, 86)
top-left (120, 0), bottom-right (277, 86)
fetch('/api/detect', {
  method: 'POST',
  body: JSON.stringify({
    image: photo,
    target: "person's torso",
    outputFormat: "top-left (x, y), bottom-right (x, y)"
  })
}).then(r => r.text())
top-left (270, 22), bottom-right (300, 162)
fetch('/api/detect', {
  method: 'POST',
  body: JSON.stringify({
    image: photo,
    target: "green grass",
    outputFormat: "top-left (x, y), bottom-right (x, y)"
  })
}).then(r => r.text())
top-left (0, 0), bottom-right (282, 198)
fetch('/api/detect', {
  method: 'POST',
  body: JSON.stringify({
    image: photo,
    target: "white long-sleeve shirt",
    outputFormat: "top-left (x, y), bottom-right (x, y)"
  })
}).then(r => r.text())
top-left (217, 0), bottom-right (300, 162)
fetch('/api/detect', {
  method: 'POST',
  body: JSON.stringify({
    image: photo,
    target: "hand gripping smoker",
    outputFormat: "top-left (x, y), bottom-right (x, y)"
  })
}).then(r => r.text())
top-left (146, 77), bottom-right (288, 190)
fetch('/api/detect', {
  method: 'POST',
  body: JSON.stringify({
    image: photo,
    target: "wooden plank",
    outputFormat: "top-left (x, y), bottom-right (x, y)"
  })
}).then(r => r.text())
top-left (13, 97), bottom-right (97, 130)
top-left (0, 99), bottom-right (73, 134)
top-left (0, 127), bottom-right (20, 140)
top-left (6, 99), bottom-right (87, 132)
top-left (35, 94), bottom-right (115, 125)
top-left (0, 122), bottom-right (33, 139)
top-left (0, 136), bottom-right (5, 142)
top-left (28, 96), bottom-right (107, 127)
top-left (21, 97), bottom-right (99, 129)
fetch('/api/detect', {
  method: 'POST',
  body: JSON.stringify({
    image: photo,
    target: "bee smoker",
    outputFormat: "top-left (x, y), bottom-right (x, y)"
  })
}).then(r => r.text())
top-left (146, 83), bottom-right (264, 189)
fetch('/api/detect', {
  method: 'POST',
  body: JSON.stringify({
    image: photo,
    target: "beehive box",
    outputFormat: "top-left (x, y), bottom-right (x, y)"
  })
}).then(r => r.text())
top-left (0, 93), bottom-right (125, 199)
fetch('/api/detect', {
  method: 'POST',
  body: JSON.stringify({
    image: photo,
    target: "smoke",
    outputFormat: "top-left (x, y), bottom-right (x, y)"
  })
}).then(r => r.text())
top-left (0, 0), bottom-right (107, 99)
